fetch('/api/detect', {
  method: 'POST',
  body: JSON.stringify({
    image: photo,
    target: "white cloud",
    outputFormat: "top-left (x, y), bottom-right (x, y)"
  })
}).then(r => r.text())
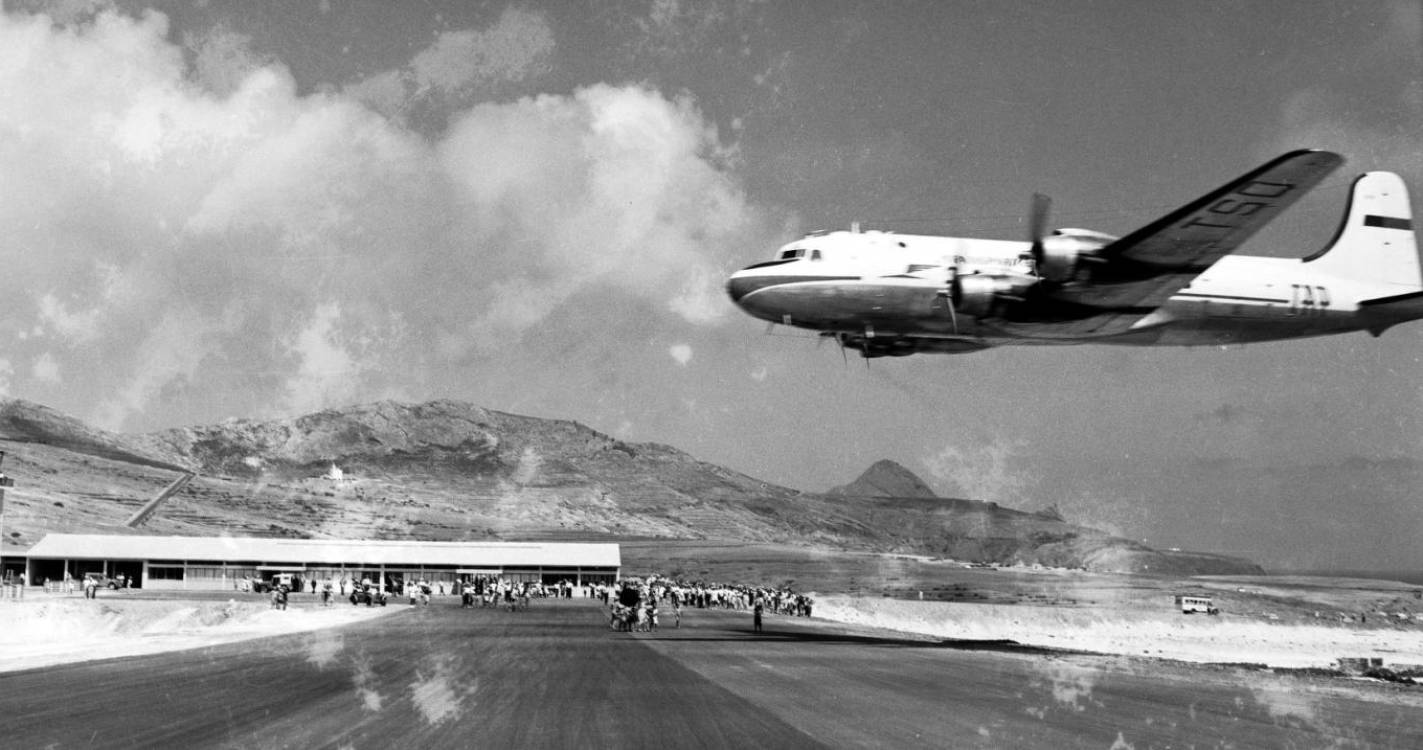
top-left (36, 293), bottom-right (102, 344)
top-left (342, 70), bottom-right (407, 120)
top-left (411, 7), bottom-right (552, 96)
top-left (668, 265), bottom-right (726, 323)
top-left (437, 83), bottom-right (773, 354)
top-left (0, 7), bottom-right (783, 430)
top-left (31, 352), bottom-right (60, 383)
top-left (282, 302), bottom-right (360, 415)
top-left (185, 24), bottom-right (269, 97)
top-left (92, 307), bottom-right (218, 430)
top-left (348, 7), bottom-right (554, 121)
top-left (19, 0), bottom-right (115, 26)
top-left (669, 344), bottom-right (693, 366)
top-left (922, 437), bottom-right (1035, 505)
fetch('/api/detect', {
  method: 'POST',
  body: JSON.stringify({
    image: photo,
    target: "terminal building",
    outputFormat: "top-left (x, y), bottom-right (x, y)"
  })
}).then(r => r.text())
top-left (20, 534), bottom-right (621, 591)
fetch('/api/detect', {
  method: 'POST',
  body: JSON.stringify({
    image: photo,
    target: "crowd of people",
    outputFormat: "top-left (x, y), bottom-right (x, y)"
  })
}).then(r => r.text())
top-left (237, 572), bottom-right (816, 636)
top-left (245, 574), bottom-right (586, 610)
top-left (595, 576), bottom-right (814, 633)
top-left (456, 576), bottom-right (578, 610)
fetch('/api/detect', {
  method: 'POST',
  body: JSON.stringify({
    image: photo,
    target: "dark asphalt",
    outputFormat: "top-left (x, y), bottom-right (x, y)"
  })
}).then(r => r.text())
top-left (3, 598), bottom-right (1421, 749)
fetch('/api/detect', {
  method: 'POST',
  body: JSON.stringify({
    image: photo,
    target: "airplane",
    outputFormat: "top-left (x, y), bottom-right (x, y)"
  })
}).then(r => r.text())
top-left (725, 150), bottom-right (1423, 357)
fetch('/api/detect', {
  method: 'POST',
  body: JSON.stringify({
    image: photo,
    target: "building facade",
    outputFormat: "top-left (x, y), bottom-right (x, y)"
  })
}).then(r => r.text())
top-left (22, 534), bottom-right (621, 591)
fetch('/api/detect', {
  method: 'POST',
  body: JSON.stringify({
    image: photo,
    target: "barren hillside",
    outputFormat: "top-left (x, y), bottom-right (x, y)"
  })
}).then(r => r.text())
top-left (0, 399), bottom-right (1260, 575)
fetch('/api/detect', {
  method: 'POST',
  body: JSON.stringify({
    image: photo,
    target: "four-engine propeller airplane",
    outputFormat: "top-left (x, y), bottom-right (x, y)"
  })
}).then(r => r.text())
top-left (725, 150), bottom-right (1423, 357)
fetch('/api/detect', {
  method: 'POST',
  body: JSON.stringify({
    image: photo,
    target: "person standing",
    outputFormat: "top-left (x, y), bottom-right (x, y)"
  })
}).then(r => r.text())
top-left (752, 596), bottom-right (764, 634)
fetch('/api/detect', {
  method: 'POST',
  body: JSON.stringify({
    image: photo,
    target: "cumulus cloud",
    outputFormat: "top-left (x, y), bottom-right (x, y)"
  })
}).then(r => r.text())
top-left (282, 302), bottom-right (364, 414)
top-left (669, 344), bottom-right (692, 366)
top-left (922, 437), bottom-right (1036, 506)
top-left (411, 7), bottom-right (552, 96)
top-left (0, 7), bottom-right (781, 430)
top-left (184, 23), bottom-right (270, 97)
top-left (37, 293), bottom-right (103, 344)
top-left (347, 7), bottom-right (554, 123)
top-left (31, 352), bottom-right (60, 384)
top-left (437, 83), bottom-right (767, 353)
top-left (92, 307), bottom-right (219, 430)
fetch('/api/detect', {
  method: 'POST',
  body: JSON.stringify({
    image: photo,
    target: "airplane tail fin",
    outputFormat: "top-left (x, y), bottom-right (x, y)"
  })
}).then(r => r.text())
top-left (1304, 171), bottom-right (1420, 291)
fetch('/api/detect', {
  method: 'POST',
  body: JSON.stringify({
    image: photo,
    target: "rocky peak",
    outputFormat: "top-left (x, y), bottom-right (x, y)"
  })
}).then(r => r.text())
top-left (826, 459), bottom-right (939, 499)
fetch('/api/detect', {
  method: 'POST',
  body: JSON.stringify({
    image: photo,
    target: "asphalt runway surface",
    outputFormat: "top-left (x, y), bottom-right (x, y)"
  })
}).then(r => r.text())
top-left (4, 598), bottom-right (1421, 749)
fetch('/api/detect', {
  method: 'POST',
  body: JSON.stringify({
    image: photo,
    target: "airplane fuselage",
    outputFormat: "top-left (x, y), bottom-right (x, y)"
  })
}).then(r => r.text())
top-left (727, 226), bottom-right (1420, 354)
top-left (726, 161), bottom-right (1423, 357)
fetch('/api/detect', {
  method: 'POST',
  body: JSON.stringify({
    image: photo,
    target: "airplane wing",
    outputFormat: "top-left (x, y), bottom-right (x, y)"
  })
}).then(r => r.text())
top-left (1022, 149), bottom-right (1344, 336)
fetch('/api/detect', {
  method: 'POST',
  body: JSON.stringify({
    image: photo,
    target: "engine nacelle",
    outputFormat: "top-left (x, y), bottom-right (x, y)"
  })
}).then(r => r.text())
top-left (836, 333), bottom-right (918, 358)
top-left (1034, 228), bottom-right (1115, 283)
top-left (953, 273), bottom-right (1025, 317)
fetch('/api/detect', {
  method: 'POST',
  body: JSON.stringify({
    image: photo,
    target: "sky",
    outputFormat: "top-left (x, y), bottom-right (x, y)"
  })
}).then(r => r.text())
top-left (1, 0), bottom-right (1421, 570)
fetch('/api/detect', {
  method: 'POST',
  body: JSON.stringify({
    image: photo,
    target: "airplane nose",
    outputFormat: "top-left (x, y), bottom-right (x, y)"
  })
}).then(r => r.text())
top-left (726, 273), bottom-right (757, 303)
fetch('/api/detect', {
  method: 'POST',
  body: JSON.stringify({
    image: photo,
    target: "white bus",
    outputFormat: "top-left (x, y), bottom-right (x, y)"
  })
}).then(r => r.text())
top-left (1174, 595), bottom-right (1219, 615)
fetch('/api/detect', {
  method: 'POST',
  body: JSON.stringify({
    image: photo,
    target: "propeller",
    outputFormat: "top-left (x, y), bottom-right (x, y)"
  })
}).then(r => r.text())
top-left (1026, 192), bottom-right (1051, 273)
top-left (935, 266), bottom-right (960, 334)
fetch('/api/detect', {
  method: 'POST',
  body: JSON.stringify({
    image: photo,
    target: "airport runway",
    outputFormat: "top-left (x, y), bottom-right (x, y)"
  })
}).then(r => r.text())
top-left (3, 598), bottom-right (1421, 749)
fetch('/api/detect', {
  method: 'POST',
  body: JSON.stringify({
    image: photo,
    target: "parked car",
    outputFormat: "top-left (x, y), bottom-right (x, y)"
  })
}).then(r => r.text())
top-left (83, 574), bottom-right (120, 589)
top-left (350, 585), bottom-right (387, 606)
top-left (252, 573), bottom-right (295, 594)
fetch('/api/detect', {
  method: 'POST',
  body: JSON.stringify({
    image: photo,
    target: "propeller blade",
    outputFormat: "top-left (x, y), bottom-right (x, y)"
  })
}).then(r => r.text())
top-left (1027, 192), bottom-right (1052, 275)
top-left (1029, 192), bottom-right (1051, 244)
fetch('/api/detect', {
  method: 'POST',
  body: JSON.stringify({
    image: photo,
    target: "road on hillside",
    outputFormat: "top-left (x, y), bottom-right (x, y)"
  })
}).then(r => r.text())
top-left (3, 598), bottom-right (1420, 749)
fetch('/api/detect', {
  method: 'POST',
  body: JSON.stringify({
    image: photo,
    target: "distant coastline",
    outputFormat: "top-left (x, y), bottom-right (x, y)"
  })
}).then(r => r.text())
top-left (1273, 570), bottom-right (1423, 586)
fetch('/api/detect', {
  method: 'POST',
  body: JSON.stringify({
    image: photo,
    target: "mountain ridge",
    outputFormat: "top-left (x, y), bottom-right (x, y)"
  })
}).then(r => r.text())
top-left (0, 398), bottom-right (1261, 576)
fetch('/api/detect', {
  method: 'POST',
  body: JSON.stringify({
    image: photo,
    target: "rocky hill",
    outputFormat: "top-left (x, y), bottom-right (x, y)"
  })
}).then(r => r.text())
top-left (827, 459), bottom-right (939, 498)
top-left (0, 398), bottom-right (1261, 575)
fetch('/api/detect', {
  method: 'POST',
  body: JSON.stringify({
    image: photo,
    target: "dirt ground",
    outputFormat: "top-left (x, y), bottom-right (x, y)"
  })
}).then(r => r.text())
top-left (0, 591), bottom-right (397, 674)
top-left (2, 542), bottom-right (1420, 677)
top-left (621, 541), bottom-right (1423, 672)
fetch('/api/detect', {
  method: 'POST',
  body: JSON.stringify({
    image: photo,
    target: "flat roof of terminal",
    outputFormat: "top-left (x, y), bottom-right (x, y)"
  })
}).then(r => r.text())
top-left (25, 534), bottom-right (621, 568)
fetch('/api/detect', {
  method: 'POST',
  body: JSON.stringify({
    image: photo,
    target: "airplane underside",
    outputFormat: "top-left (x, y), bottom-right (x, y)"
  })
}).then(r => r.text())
top-left (835, 320), bottom-right (1365, 357)
top-left (754, 281), bottom-right (1371, 356)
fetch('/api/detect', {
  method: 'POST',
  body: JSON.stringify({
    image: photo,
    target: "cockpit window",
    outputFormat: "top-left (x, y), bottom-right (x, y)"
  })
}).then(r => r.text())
top-left (810, 249), bottom-right (822, 261)
top-left (778, 247), bottom-right (807, 260)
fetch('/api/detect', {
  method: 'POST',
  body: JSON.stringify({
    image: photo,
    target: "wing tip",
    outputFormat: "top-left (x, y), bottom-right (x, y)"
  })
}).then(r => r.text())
top-left (1277, 148), bottom-right (1345, 169)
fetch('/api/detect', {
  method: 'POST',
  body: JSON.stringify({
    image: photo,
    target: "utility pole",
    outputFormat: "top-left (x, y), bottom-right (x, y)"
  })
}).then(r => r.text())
top-left (0, 452), bottom-right (13, 597)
